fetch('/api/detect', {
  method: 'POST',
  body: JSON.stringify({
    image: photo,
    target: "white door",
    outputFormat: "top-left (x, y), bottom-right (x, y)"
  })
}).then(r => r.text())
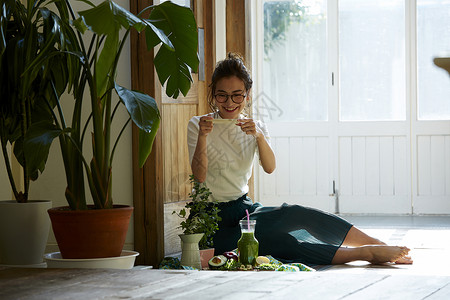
top-left (251, 0), bottom-right (450, 214)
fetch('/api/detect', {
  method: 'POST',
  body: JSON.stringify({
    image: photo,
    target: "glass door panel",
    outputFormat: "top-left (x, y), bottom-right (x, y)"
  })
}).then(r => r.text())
top-left (417, 0), bottom-right (450, 120)
top-left (339, 0), bottom-right (406, 121)
top-left (262, 0), bottom-right (328, 122)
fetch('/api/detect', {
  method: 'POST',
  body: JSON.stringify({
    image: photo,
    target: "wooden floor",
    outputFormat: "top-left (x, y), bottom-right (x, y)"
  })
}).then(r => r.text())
top-left (1, 216), bottom-right (450, 299)
top-left (1, 264), bottom-right (450, 299)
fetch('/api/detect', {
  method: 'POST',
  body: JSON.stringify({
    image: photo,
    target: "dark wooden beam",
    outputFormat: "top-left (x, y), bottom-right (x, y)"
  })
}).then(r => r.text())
top-left (226, 0), bottom-right (246, 56)
top-left (130, 0), bottom-right (164, 268)
top-left (201, 0), bottom-right (215, 115)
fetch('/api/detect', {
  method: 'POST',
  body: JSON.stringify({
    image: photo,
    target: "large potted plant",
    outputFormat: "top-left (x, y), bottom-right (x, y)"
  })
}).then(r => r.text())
top-left (0, 0), bottom-right (78, 265)
top-left (24, 0), bottom-right (199, 259)
top-left (173, 175), bottom-right (221, 269)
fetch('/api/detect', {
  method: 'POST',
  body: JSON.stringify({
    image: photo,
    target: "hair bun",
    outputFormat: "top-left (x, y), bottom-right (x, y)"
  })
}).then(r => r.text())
top-left (227, 52), bottom-right (244, 61)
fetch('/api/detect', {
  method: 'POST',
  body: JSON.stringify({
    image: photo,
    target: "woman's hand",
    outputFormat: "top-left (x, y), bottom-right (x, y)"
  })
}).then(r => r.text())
top-left (236, 118), bottom-right (263, 139)
top-left (199, 115), bottom-right (214, 137)
top-left (192, 115), bottom-right (213, 183)
top-left (237, 119), bottom-right (276, 174)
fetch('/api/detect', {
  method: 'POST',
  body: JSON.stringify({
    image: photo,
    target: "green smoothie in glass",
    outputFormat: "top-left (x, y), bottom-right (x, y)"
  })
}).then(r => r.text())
top-left (238, 220), bottom-right (259, 266)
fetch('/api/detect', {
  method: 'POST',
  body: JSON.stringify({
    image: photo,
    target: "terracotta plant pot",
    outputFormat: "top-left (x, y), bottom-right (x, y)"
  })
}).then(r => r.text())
top-left (48, 205), bottom-right (133, 259)
top-left (200, 248), bottom-right (215, 269)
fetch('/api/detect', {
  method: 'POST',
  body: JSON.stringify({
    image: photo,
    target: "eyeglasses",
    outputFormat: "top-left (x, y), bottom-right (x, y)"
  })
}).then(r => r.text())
top-left (214, 93), bottom-right (247, 104)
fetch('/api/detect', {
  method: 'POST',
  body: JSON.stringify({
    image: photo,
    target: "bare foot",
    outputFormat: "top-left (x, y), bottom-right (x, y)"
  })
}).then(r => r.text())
top-left (364, 245), bottom-right (410, 264)
top-left (394, 255), bottom-right (413, 264)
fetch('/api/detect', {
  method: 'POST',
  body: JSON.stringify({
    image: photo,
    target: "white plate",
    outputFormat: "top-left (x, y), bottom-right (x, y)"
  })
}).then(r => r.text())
top-left (44, 250), bottom-right (139, 269)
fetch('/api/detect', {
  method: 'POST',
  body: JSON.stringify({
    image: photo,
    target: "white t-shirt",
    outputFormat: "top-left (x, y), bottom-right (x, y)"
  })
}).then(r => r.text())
top-left (187, 112), bottom-right (270, 202)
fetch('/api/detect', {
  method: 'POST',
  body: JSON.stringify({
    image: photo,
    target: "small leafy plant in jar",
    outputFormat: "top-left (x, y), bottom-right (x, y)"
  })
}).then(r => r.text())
top-left (173, 175), bottom-right (221, 250)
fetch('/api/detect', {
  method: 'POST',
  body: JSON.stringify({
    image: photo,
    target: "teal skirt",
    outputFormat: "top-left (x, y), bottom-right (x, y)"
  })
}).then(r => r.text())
top-left (212, 195), bottom-right (353, 265)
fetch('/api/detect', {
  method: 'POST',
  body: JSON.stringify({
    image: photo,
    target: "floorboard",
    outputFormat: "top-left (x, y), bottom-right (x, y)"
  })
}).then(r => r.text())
top-left (1, 268), bottom-right (449, 300)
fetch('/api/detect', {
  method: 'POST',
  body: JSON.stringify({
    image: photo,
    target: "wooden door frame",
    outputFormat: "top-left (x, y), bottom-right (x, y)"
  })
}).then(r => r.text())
top-left (226, 0), bottom-right (246, 55)
top-left (129, 0), bottom-right (163, 267)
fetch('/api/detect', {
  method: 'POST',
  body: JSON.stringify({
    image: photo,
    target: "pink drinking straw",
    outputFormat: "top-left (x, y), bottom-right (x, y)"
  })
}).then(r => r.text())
top-left (245, 209), bottom-right (250, 231)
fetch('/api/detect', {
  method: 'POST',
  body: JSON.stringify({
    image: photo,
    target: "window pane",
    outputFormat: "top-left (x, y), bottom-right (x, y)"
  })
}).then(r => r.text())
top-left (339, 0), bottom-right (405, 121)
top-left (417, 0), bottom-right (450, 120)
top-left (261, 0), bottom-right (327, 122)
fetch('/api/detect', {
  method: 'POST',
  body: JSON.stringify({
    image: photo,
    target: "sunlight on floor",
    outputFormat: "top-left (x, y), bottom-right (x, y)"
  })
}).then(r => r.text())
top-left (326, 228), bottom-right (450, 276)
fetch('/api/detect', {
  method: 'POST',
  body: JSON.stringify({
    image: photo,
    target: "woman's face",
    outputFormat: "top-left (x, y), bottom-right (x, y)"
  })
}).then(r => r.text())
top-left (214, 76), bottom-right (248, 119)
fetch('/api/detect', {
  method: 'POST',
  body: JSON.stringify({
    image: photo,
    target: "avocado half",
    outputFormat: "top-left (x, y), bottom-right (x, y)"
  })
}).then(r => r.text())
top-left (208, 255), bottom-right (227, 269)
